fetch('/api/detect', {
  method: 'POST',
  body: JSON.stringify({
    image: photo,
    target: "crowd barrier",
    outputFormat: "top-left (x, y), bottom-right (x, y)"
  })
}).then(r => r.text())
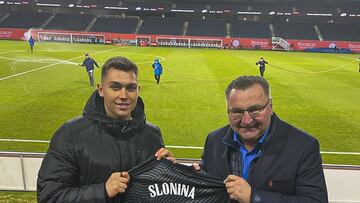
top-left (1, 151), bottom-right (360, 202)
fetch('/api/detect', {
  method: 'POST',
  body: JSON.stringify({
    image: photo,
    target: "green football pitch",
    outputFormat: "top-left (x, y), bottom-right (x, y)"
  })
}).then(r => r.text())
top-left (0, 39), bottom-right (360, 166)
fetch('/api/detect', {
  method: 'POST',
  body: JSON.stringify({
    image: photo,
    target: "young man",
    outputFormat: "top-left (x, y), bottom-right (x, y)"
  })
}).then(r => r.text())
top-left (152, 59), bottom-right (163, 84)
top-left (37, 56), bottom-right (173, 203)
top-left (28, 36), bottom-right (35, 52)
top-left (255, 57), bottom-right (268, 77)
top-left (199, 75), bottom-right (328, 203)
top-left (79, 53), bottom-right (100, 86)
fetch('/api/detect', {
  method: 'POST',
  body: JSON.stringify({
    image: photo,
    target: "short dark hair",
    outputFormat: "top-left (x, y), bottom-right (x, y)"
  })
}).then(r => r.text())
top-left (101, 56), bottom-right (138, 81)
top-left (225, 75), bottom-right (270, 99)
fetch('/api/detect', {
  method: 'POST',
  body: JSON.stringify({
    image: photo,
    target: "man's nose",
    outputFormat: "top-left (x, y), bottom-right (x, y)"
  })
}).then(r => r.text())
top-left (241, 111), bottom-right (253, 124)
top-left (118, 88), bottom-right (127, 99)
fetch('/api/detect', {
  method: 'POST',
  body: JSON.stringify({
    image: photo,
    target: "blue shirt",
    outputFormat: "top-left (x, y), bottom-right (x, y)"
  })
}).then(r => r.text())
top-left (233, 128), bottom-right (269, 180)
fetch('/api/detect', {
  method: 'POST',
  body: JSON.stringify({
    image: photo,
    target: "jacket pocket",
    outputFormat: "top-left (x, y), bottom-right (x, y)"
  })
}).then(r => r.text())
top-left (266, 179), bottom-right (295, 195)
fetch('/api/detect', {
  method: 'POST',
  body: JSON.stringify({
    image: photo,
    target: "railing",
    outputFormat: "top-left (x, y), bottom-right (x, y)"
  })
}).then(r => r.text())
top-left (272, 36), bottom-right (291, 51)
top-left (1, 151), bottom-right (360, 202)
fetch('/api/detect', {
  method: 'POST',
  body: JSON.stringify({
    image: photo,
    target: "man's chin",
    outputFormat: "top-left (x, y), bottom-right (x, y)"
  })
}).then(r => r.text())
top-left (238, 129), bottom-right (260, 139)
top-left (114, 111), bottom-right (131, 120)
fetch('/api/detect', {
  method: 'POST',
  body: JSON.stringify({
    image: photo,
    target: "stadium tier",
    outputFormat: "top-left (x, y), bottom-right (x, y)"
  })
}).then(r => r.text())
top-left (250, 4), bottom-right (293, 14)
top-left (273, 22), bottom-right (319, 40)
top-left (174, 2), bottom-right (206, 11)
top-left (319, 23), bottom-right (360, 42)
top-left (81, 0), bottom-right (120, 7)
top-left (138, 17), bottom-right (184, 35)
top-left (338, 3), bottom-right (360, 14)
top-left (187, 19), bottom-right (226, 37)
top-left (122, 0), bottom-right (171, 10)
top-left (0, 12), bottom-right (51, 29)
top-left (208, 2), bottom-right (245, 12)
top-left (231, 20), bottom-right (271, 39)
top-left (35, 0), bottom-right (77, 6)
top-left (90, 17), bottom-right (139, 33)
top-left (296, 4), bottom-right (336, 14)
top-left (44, 13), bottom-right (94, 31)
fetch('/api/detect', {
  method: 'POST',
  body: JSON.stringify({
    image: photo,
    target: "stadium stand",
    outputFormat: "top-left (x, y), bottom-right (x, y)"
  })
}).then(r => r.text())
top-left (0, 11), bottom-right (7, 21)
top-left (36, 0), bottom-right (78, 6)
top-left (319, 22), bottom-right (360, 41)
top-left (0, 12), bottom-right (51, 29)
top-left (231, 20), bottom-right (271, 38)
top-left (80, 0), bottom-right (121, 7)
top-left (187, 19), bottom-right (226, 37)
top-left (122, 0), bottom-right (172, 10)
top-left (296, 4), bottom-right (336, 15)
top-left (138, 17), bottom-right (184, 35)
top-left (208, 2), bottom-right (246, 12)
top-left (90, 17), bottom-right (139, 33)
top-left (337, 3), bottom-right (360, 14)
top-left (273, 22), bottom-right (318, 40)
top-left (174, 2), bottom-right (206, 11)
top-left (251, 4), bottom-right (293, 14)
top-left (44, 13), bottom-right (94, 31)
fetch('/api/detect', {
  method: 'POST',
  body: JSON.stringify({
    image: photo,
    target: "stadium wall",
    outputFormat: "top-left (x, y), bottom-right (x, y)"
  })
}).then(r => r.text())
top-left (1, 28), bottom-right (359, 53)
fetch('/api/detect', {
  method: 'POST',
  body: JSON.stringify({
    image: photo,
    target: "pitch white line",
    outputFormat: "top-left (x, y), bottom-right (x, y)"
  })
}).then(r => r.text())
top-left (0, 138), bottom-right (50, 143)
top-left (1, 138), bottom-right (359, 155)
top-left (0, 47), bottom-right (122, 81)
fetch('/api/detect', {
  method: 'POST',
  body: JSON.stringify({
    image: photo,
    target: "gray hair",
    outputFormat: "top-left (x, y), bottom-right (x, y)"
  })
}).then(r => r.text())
top-left (225, 75), bottom-right (271, 99)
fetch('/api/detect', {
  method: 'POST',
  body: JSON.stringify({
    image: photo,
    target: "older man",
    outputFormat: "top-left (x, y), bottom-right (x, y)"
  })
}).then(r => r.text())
top-left (200, 75), bottom-right (327, 202)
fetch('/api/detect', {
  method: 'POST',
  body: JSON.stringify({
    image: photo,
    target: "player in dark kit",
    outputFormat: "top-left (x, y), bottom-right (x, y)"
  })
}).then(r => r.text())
top-left (255, 57), bottom-right (269, 77)
top-left (79, 53), bottom-right (99, 86)
top-left (152, 59), bottom-right (163, 84)
top-left (28, 36), bottom-right (35, 52)
top-left (122, 157), bottom-right (230, 203)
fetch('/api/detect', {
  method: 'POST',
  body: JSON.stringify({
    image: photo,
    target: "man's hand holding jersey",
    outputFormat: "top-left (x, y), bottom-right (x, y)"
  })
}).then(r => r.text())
top-left (191, 164), bottom-right (252, 202)
top-left (224, 175), bottom-right (251, 203)
top-left (155, 147), bottom-right (175, 163)
top-left (105, 147), bottom-right (175, 198)
top-left (105, 172), bottom-right (130, 198)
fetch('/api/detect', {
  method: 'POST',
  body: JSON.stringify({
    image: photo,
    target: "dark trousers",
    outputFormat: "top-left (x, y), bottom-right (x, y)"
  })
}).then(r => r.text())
top-left (259, 67), bottom-right (265, 77)
top-left (155, 75), bottom-right (161, 84)
top-left (87, 71), bottom-right (94, 86)
top-left (30, 45), bottom-right (33, 52)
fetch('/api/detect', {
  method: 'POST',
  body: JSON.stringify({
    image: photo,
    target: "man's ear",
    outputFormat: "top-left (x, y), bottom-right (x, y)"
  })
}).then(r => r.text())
top-left (97, 83), bottom-right (104, 97)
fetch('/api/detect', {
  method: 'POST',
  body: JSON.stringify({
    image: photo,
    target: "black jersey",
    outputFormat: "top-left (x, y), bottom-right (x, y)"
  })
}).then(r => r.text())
top-left (122, 157), bottom-right (230, 203)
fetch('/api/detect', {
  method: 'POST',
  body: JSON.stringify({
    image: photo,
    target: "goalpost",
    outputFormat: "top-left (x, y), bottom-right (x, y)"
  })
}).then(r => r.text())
top-left (37, 32), bottom-right (105, 44)
top-left (156, 37), bottom-right (223, 48)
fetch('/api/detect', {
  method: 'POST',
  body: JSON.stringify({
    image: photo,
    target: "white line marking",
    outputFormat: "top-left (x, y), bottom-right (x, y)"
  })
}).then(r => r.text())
top-left (0, 138), bottom-right (50, 143)
top-left (1, 138), bottom-right (359, 155)
top-left (0, 47), bottom-right (122, 81)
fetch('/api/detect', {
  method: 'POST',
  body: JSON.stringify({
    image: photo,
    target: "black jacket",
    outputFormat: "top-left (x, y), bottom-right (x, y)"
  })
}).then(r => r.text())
top-left (200, 113), bottom-right (328, 203)
top-left (82, 57), bottom-right (99, 71)
top-left (37, 91), bottom-right (164, 203)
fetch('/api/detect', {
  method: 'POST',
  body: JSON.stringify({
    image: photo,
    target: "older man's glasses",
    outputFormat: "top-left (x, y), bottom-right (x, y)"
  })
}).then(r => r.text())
top-left (228, 99), bottom-right (271, 120)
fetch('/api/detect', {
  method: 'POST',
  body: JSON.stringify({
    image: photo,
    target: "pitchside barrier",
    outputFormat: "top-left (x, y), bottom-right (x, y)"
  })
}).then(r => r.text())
top-left (1, 151), bottom-right (360, 202)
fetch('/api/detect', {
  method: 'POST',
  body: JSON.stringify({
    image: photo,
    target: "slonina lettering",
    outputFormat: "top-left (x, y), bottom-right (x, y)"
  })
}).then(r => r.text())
top-left (148, 183), bottom-right (195, 199)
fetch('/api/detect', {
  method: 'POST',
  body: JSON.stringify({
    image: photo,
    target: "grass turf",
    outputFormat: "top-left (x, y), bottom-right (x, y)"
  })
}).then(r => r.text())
top-left (0, 40), bottom-right (359, 165)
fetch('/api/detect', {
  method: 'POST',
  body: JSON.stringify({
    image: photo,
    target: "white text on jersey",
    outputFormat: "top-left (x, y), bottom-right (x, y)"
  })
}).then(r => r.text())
top-left (148, 182), bottom-right (195, 199)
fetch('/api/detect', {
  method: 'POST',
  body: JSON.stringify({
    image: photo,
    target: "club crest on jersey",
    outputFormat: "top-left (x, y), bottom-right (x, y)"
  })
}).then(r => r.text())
top-left (148, 182), bottom-right (195, 199)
